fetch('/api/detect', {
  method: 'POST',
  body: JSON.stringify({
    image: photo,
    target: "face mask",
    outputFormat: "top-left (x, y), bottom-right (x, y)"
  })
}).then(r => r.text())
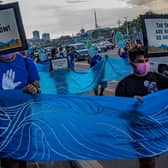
top-left (133, 62), bottom-right (150, 75)
top-left (0, 53), bottom-right (14, 60)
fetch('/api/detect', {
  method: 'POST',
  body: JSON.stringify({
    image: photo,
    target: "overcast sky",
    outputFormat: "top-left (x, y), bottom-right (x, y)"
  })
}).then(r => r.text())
top-left (4, 0), bottom-right (168, 39)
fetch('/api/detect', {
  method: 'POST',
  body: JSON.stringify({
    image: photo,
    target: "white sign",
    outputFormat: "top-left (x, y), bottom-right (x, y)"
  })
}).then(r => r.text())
top-left (141, 15), bottom-right (168, 57)
top-left (145, 19), bottom-right (168, 53)
top-left (51, 58), bottom-right (69, 71)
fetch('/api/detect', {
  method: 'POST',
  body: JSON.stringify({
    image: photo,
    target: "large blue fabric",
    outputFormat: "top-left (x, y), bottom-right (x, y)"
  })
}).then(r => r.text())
top-left (0, 89), bottom-right (168, 161)
top-left (38, 56), bottom-right (131, 94)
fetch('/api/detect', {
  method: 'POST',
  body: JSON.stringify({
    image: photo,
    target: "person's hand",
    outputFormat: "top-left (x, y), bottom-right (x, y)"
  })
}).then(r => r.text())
top-left (2, 69), bottom-right (21, 90)
top-left (134, 95), bottom-right (144, 103)
top-left (23, 84), bottom-right (38, 94)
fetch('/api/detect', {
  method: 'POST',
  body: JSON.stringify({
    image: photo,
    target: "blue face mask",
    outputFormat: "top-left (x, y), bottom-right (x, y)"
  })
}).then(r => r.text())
top-left (0, 53), bottom-right (14, 59)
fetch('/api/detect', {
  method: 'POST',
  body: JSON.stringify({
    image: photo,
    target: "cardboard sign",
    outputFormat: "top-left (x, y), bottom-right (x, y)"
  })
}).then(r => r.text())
top-left (50, 58), bottom-right (69, 71)
top-left (0, 2), bottom-right (28, 55)
top-left (141, 15), bottom-right (168, 57)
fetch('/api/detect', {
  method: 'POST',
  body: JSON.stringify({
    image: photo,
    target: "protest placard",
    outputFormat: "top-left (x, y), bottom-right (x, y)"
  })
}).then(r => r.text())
top-left (141, 14), bottom-right (168, 57)
top-left (50, 57), bottom-right (69, 71)
top-left (0, 2), bottom-right (27, 55)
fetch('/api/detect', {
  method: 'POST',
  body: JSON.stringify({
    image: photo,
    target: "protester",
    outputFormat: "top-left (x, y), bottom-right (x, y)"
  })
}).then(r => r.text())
top-left (51, 48), bottom-right (59, 59)
top-left (119, 47), bottom-right (129, 59)
top-left (49, 48), bottom-right (59, 71)
top-left (0, 52), bottom-right (40, 168)
top-left (115, 46), bottom-right (168, 168)
top-left (33, 53), bottom-right (42, 63)
top-left (88, 53), bottom-right (107, 96)
top-left (158, 64), bottom-right (168, 77)
top-left (59, 47), bottom-right (65, 58)
top-left (66, 46), bottom-right (75, 70)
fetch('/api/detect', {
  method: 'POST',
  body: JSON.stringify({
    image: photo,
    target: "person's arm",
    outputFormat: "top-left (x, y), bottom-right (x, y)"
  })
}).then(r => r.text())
top-left (23, 58), bottom-right (41, 94)
top-left (115, 81), bottom-right (127, 96)
top-left (23, 80), bottom-right (41, 94)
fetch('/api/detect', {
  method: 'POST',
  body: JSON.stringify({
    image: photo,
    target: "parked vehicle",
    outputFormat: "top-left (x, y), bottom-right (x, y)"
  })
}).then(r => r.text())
top-left (93, 42), bottom-right (107, 53)
top-left (69, 43), bottom-right (88, 61)
top-left (93, 41), bottom-right (115, 53)
top-left (103, 41), bottom-right (115, 50)
top-left (149, 57), bottom-right (168, 72)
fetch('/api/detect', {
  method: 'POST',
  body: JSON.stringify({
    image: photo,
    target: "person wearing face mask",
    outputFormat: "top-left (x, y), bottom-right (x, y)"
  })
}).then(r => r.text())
top-left (115, 46), bottom-right (168, 168)
top-left (0, 52), bottom-right (40, 168)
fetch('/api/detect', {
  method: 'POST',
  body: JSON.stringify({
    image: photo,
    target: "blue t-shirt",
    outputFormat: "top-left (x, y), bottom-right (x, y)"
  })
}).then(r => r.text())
top-left (0, 54), bottom-right (40, 90)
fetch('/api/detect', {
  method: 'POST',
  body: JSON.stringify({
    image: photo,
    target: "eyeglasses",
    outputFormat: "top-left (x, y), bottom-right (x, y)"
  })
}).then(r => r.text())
top-left (134, 58), bottom-right (149, 63)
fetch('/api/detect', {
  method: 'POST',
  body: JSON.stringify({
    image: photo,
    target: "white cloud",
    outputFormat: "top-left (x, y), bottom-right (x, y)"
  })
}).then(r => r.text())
top-left (127, 0), bottom-right (168, 12)
top-left (2, 0), bottom-right (168, 38)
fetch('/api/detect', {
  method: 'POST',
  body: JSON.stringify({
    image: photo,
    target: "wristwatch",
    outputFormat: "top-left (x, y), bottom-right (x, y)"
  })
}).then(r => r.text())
top-left (36, 87), bottom-right (41, 93)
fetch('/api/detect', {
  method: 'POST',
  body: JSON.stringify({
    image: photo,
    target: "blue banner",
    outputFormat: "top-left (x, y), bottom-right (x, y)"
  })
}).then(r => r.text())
top-left (0, 89), bottom-right (168, 161)
top-left (38, 56), bottom-right (131, 94)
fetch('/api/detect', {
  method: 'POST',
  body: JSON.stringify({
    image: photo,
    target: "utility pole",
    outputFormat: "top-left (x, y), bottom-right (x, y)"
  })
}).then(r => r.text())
top-left (124, 16), bottom-right (129, 36)
top-left (94, 8), bottom-right (99, 29)
top-left (117, 19), bottom-right (121, 27)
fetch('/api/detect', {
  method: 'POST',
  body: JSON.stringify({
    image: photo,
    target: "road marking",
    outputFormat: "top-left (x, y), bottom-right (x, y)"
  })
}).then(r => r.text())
top-left (75, 160), bottom-right (103, 168)
top-left (106, 88), bottom-right (115, 92)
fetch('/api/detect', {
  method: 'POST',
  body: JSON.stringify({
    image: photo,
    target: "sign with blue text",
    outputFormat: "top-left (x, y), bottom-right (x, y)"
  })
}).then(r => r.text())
top-left (141, 15), bottom-right (168, 57)
top-left (0, 2), bottom-right (28, 55)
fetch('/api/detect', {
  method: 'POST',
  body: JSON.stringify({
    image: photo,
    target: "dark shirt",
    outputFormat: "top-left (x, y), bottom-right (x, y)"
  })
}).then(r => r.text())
top-left (115, 72), bottom-right (168, 97)
top-left (120, 51), bottom-right (128, 59)
top-left (67, 53), bottom-right (74, 70)
top-left (90, 54), bottom-right (102, 67)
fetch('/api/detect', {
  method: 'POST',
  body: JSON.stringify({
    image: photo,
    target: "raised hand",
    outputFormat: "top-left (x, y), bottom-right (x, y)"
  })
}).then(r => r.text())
top-left (2, 69), bottom-right (21, 90)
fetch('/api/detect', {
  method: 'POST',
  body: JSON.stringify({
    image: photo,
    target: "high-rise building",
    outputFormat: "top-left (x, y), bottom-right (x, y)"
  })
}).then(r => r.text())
top-left (42, 33), bottom-right (50, 41)
top-left (33, 30), bottom-right (40, 41)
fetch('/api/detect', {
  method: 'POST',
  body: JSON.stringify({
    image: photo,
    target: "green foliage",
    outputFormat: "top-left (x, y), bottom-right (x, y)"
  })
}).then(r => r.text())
top-left (114, 11), bottom-right (156, 34)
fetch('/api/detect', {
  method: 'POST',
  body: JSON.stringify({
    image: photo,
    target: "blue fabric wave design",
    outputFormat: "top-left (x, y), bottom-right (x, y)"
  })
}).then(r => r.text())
top-left (0, 89), bottom-right (168, 161)
top-left (38, 56), bottom-right (131, 94)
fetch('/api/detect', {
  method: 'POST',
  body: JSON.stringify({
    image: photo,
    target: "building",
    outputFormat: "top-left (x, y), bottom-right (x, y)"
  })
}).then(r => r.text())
top-left (42, 33), bottom-right (50, 41)
top-left (33, 30), bottom-right (40, 41)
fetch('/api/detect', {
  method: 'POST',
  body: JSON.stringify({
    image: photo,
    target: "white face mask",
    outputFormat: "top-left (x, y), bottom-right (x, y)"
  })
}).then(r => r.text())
top-left (0, 53), bottom-right (14, 59)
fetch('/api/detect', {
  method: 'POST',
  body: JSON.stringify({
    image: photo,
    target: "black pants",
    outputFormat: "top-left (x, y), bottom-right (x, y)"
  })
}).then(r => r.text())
top-left (139, 157), bottom-right (155, 168)
top-left (1, 158), bottom-right (26, 168)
